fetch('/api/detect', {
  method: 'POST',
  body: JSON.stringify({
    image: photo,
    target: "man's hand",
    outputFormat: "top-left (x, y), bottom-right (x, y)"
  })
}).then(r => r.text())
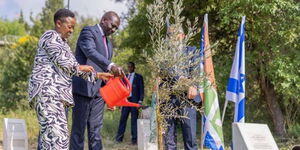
top-left (78, 65), bottom-right (95, 72)
top-left (111, 65), bottom-right (124, 77)
top-left (187, 86), bottom-right (197, 99)
top-left (107, 106), bottom-right (116, 111)
top-left (97, 72), bottom-right (113, 81)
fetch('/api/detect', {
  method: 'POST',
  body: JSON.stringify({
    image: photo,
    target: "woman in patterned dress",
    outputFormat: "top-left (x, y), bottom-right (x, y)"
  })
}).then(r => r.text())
top-left (28, 9), bottom-right (112, 150)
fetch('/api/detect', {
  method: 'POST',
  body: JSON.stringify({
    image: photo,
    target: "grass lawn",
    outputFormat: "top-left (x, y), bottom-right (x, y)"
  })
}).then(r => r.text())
top-left (0, 107), bottom-right (297, 149)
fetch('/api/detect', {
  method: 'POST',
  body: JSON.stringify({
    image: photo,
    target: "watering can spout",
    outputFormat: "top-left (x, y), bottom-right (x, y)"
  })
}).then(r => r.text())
top-left (115, 98), bottom-right (140, 107)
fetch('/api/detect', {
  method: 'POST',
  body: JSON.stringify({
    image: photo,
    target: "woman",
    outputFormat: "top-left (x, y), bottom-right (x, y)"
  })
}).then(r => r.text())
top-left (28, 9), bottom-right (112, 149)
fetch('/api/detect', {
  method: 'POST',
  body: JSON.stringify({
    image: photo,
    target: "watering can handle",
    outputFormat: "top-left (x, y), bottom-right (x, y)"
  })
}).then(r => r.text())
top-left (122, 76), bottom-right (132, 93)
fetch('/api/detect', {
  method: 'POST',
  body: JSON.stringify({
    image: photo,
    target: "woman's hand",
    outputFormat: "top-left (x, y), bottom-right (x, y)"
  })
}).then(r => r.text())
top-left (78, 65), bottom-right (95, 72)
top-left (97, 72), bottom-right (114, 81)
top-left (107, 106), bottom-right (116, 111)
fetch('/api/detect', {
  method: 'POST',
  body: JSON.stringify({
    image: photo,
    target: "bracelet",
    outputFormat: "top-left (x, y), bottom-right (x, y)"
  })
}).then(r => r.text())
top-left (75, 65), bottom-right (80, 76)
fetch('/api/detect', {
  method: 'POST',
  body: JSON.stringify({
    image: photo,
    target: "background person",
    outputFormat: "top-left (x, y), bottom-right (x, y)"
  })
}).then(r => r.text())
top-left (116, 62), bottom-right (144, 145)
top-left (162, 25), bottom-right (200, 150)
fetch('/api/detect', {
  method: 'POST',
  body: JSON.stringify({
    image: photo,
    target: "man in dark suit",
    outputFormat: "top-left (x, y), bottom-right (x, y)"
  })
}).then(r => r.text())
top-left (162, 25), bottom-right (200, 150)
top-left (70, 11), bottom-right (123, 150)
top-left (116, 62), bottom-right (144, 145)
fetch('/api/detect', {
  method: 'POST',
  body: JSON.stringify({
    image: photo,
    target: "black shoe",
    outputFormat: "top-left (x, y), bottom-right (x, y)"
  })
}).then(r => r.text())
top-left (131, 141), bottom-right (137, 145)
top-left (116, 140), bottom-right (122, 144)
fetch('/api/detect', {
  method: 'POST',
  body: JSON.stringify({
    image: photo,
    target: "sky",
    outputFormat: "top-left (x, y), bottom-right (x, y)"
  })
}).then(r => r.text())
top-left (0, 0), bottom-right (128, 24)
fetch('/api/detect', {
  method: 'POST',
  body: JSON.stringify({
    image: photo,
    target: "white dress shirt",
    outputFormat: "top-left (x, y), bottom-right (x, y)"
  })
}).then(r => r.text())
top-left (128, 72), bottom-right (135, 97)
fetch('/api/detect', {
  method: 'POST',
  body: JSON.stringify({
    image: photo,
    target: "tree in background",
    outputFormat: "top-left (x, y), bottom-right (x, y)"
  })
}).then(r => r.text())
top-left (0, 36), bottom-right (38, 112)
top-left (18, 10), bottom-right (30, 31)
top-left (30, 0), bottom-right (98, 50)
top-left (0, 0), bottom-right (101, 112)
top-left (0, 18), bottom-right (30, 112)
top-left (68, 16), bottom-right (98, 50)
top-left (30, 0), bottom-right (64, 37)
top-left (0, 0), bottom-right (64, 112)
top-left (115, 0), bottom-right (300, 143)
top-left (0, 20), bottom-right (26, 37)
top-left (206, 0), bottom-right (300, 138)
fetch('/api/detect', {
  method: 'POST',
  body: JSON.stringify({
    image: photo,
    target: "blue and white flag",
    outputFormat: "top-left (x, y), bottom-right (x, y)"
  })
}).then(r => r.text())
top-left (225, 16), bottom-right (246, 123)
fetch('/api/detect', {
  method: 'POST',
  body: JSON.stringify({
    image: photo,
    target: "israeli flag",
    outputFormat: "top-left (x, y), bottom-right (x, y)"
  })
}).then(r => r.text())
top-left (226, 16), bottom-right (246, 123)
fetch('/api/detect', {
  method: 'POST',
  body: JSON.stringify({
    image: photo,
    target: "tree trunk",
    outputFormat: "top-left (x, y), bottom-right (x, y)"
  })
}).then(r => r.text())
top-left (155, 80), bottom-right (164, 150)
top-left (259, 74), bottom-right (286, 136)
top-left (156, 107), bottom-right (164, 150)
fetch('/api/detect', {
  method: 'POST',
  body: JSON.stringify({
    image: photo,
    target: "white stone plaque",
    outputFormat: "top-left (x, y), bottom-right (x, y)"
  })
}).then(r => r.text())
top-left (3, 118), bottom-right (28, 150)
top-left (232, 123), bottom-right (278, 150)
top-left (141, 107), bottom-right (151, 119)
top-left (138, 119), bottom-right (157, 150)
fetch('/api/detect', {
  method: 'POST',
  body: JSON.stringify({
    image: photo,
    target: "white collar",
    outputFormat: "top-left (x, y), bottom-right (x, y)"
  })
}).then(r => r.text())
top-left (97, 24), bottom-right (105, 36)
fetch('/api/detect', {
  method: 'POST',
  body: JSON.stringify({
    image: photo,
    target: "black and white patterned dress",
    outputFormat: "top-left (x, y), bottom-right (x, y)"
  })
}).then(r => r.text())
top-left (28, 30), bottom-right (96, 150)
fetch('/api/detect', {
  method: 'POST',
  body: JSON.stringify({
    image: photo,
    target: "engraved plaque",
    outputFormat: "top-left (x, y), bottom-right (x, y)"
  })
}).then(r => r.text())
top-left (3, 118), bottom-right (28, 150)
top-left (138, 119), bottom-right (157, 150)
top-left (232, 123), bottom-right (279, 150)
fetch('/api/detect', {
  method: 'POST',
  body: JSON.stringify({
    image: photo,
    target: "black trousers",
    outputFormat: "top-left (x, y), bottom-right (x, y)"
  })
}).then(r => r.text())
top-left (70, 94), bottom-right (105, 150)
top-left (163, 98), bottom-right (198, 150)
top-left (116, 97), bottom-right (139, 143)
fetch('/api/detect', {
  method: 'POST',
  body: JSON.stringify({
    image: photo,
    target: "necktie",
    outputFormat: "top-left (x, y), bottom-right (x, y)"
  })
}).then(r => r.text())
top-left (102, 36), bottom-right (108, 58)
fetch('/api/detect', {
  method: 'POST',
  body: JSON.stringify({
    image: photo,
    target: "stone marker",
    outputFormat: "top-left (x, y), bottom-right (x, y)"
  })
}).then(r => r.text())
top-left (141, 107), bottom-right (151, 120)
top-left (138, 119), bottom-right (157, 150)
top-left (3, 118), bottom-right (28, 150)
top-left (232, 123), bottom-right (279, 150)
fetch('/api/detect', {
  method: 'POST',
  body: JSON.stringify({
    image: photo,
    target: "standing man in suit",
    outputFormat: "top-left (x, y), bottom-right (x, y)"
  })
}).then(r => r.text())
top-left (162, 25), bottom-right (200, 150)
top-left (116, 62), bottom-right (144, 145)
top-left (70, 11), bottom-right (123, 150)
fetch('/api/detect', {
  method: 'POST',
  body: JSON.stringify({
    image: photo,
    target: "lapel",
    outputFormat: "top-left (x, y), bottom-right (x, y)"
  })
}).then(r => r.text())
top-left (127, 73), bottom-right (136, 85)
top-left (132, 74), bottom-right (136, 84)
top-left (93, 24), bottom-right (110, 59)
top-left (126, 73), bottom-right (131, 82)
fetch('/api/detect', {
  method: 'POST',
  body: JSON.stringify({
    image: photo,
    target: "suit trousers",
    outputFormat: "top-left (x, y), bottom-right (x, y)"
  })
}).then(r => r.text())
top-left (163, 99), bottom-right (198, 150)
top-left (116, 98), bottom-right (139, 143)
top-left (70, 94), bottom-right (105, 150)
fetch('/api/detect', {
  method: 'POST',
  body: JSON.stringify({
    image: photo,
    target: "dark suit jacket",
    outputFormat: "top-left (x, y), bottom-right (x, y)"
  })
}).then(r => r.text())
top-left (72, 24), bottom-right (113, 98)
top-left (161, 46), bottom-right (201, 103)
top-left (127, 73), bottom-right (144, 103)
top-left (185, 46), bottom-right (201, 103)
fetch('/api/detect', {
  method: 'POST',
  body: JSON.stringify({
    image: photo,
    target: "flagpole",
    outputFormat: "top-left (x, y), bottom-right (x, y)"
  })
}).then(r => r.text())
top-left (200, 13), bottom-right (224, 150)
top-left (221, 100), bottom-right (229, 124)
top-left (201, 115), bottom-right (204, 150)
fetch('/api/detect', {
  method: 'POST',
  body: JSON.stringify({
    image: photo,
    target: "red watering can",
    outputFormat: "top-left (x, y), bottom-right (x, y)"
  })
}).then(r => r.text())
top-left (100, 76), bottom-right (145, 109)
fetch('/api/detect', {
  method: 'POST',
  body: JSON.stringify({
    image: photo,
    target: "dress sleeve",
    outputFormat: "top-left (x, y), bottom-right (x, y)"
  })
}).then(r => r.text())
top-left (42, 31), bottom-right (97, 82)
